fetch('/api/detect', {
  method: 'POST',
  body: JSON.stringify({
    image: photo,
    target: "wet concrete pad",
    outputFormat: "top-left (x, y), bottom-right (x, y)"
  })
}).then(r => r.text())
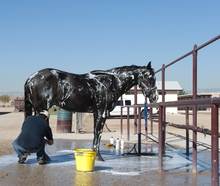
top-left (0, 139), bottom-right (216, 186)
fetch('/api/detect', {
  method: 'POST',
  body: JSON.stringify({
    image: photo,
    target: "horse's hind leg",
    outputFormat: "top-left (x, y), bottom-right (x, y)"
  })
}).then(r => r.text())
top-left (93, 112), bottom-right (106, 161)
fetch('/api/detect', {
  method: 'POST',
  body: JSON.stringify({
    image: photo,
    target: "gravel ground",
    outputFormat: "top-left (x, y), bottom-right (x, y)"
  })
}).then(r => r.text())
top-left (0, 107), bottom-right (219, 186)
top-left (0, 107), bottom-right (217, 157)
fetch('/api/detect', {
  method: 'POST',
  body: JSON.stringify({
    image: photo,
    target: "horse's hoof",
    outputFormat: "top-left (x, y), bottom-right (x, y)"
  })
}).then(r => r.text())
top-left (96, 156), bottom-right (104, 161)
top-left (96, 153), bottom-right (105, 161)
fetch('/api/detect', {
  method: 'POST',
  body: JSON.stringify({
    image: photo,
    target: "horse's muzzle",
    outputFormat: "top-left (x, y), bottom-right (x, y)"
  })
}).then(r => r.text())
top-left (148, 89), bottom-right (158, 103)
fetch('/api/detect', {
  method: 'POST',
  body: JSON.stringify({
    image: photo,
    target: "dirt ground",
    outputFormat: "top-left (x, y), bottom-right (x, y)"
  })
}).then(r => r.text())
top-left (0, 107), bottom-right (218, 157)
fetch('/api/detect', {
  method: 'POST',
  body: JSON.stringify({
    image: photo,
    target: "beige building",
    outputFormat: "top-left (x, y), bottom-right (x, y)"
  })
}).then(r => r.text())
top-left (124, 81), bottom-right (183, 114)
top-left (178, 92), bottom-right (220, 111)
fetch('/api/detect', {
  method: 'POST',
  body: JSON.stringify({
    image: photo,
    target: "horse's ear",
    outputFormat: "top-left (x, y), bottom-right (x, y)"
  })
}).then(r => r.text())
top-left (147, 61), bottom-right (151, 70)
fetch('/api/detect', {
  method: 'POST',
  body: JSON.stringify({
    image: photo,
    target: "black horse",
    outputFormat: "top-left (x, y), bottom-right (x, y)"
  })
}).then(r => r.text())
top-left (24, 62), bottom-right (158, 161)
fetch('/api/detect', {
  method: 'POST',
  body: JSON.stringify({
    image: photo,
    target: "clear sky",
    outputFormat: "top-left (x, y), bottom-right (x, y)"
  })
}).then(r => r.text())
top-left (0, 0), bottom-right (220, 94)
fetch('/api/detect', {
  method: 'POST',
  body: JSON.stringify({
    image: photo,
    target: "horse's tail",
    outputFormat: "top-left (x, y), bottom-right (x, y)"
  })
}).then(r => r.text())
top-left (24, 83), bottom-right (33, 118)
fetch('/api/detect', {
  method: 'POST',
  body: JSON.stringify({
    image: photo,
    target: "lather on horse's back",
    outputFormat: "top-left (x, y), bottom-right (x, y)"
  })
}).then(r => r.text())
top-left (24, 62), bottom-right (158, 161)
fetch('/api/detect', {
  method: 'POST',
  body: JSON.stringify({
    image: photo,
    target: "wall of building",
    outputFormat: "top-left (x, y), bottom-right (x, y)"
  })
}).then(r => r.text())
top-left (124, 90), bottom-right (179, 114)
top-left (158, 91), bottom-right (178, 114)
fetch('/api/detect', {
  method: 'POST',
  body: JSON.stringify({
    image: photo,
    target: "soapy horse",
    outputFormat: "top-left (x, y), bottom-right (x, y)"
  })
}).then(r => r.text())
top-left (24, 62), bottom-right (158, 161)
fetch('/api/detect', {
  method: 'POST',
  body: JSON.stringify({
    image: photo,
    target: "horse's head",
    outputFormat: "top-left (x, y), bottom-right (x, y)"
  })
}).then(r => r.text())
top-left (138, 62), bottom-right (158, 103)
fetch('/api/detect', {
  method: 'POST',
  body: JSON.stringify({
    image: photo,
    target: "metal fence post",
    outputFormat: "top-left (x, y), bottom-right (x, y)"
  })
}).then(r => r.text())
top-left (158, 106), bottom-right (163, 171)
top-left (120, 96), bottom-right (123, 135)
top-left (138, 107), bottom-right (141, 154)
top-left (186, 107), bottom-right (189, 154)
top-left (127, 107), bottom-right (130, 141)
top-left (211, 103), bottom-right (219, 186)
top-left (150, 107), bottom-right (153, 135)
top-left (162, 64), bottom-right (166, 153)
top-left (145, 98), bottom-right (148, 141)
top-left (192, 44), bottom-right (197, 172)
top-left (134, 85), bottom-right (137, 134)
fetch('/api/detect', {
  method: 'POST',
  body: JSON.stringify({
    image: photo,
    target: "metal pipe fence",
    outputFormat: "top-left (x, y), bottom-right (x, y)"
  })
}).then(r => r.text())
top-left (121, 34), bottom-right (220, 186)
top-left (122, 97), bottom-right (219, 186)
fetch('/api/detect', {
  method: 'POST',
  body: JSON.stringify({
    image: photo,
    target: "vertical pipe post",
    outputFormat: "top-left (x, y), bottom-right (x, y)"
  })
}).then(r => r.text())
top-left (192, 45), bottom-right (197, 172)
top-left (162, 64), bottom-right (166, 153)
top-left (138, 107), bottom-right (141, 154)
top-left (158, 106), bottom-right (163, 171)
top-left (211, 104), bottom-right (219, 186)
top-left (127, 107), bottom-right (130, 141)
top-left (120, 96), bottom-right (123, 135)
top-left (134, 85), bottom-right (137, 134)
top-left (150, 107), bottom-right (153, 135)
top-left (186, 107), bottom-right (189, 154)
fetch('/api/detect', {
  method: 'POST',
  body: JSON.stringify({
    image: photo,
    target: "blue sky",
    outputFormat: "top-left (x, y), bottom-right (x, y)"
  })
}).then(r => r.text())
top-left (0, 1), bottom-right (220, 94)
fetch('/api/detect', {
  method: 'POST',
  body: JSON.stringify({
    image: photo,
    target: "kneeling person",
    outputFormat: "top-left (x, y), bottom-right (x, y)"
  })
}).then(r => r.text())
top-left (12, 110), bottom-right (54, 164)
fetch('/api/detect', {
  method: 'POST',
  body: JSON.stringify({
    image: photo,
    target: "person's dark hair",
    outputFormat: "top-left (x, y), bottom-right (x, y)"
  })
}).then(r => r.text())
top-left (39, 114), bottom-right (47, 119)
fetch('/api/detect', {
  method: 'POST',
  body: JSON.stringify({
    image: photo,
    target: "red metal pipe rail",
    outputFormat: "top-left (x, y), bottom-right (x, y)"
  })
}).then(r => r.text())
top-left (186, 107), bottom-right (189, 154)
top-left (123, 97), bottom-right (220, 185)
top-left (147, 97), bottom-right (220, 107)
top-left (121, 35), bottom-right (220, 186)
top-left (211, 104), bottom-right (219, 186)
top-left (150, 98), bottom-right (220, 186)
top-left (155, 35), bottom-right (220, 73)
top-left (163, 121), bottom-right (220, 137)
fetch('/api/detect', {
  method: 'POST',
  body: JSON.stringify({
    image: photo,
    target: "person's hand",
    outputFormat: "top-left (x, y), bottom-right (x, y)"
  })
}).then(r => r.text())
top-left (44, 139), bottom-right (48, 144)
top-left (44, 139), bottom-right (53, 145)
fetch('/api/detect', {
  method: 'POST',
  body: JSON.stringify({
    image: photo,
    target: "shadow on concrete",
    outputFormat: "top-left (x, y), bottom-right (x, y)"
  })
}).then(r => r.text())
top-left (147, 132), bottom-right (220, 173)
top-left (0, 112), bottom-right (11, 115)
top-left (94, 166), bottom-right (113, 171)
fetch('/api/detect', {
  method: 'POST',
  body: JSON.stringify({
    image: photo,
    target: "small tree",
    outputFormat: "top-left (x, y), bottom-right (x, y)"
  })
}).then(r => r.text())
top-left (0, 95), bottom-right (10, 106)
top-left (177, 89), bottom-right (188, 96)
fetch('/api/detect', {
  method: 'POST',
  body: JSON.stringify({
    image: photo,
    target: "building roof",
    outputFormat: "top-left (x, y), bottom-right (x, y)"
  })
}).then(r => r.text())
top-left (130, 81), bottom-right (182, 91)
top-left (156, 81), bottom-right (182, 91)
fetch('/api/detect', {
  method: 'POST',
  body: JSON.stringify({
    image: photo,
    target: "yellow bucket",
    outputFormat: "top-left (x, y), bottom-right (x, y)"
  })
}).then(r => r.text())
top-left (74, 149), bottom-right (97, 172)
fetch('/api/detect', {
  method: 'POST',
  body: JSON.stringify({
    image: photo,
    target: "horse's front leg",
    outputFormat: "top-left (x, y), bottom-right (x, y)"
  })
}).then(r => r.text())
top-left (92, 112), bottom-right (106, 161)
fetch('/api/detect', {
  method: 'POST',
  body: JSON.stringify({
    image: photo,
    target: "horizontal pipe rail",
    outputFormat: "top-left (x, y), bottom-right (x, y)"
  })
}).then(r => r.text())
top-left (121, 104), bottom-right (145, 108)
top-left (148, 118), bottom-right (159, 123)
top-left (155, 35), bottom-right (220, 73)
top-left (122, 97), bottom-right (220, 109)
top-left (147, 97), bottom-right (220, 108)
top-left (121, 35), bottom-right (220, 185)
top-left (164, 121), bottom-right (220, 137)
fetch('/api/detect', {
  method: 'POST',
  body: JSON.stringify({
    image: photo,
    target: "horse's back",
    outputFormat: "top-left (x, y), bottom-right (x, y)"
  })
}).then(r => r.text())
top-left (24, 68), bottom-right (95, 112)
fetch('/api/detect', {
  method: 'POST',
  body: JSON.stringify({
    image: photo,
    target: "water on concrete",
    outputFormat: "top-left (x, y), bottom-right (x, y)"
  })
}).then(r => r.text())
top-left (0, 139), bottom-right (217, 186)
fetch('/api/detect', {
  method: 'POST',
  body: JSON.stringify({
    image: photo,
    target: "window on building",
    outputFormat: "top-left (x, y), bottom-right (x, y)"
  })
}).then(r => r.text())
top-left (125, 100), bottom-right (131, 105)
top-left (116, 101), bottom-right (122, 106)
top-left (159, 92), bottom-right (166, 95)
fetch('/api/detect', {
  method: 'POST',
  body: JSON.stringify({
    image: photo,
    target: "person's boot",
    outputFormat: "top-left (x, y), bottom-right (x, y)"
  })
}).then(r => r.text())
top-left (18, 154), bottom-right (27, 164)
top-left (37, 153), bottom-right (51, 165)
top-left (44, 153), bottom-right (51, 162)
top-left (37, 157), bottom-right (46, 165)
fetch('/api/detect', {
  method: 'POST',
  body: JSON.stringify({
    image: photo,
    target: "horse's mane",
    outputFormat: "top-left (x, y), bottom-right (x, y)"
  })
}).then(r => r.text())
top-left (90, 65), bottom-right (151, 75)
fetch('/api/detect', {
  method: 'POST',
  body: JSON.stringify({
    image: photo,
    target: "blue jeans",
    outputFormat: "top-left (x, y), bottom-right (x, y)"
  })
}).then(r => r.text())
top-left (12, 138), bottom-right (46, 159)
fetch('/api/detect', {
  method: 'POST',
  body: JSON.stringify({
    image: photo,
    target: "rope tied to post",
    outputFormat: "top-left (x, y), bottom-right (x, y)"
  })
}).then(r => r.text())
top-left (162, 121), bottom-right (169, 130)
top-left (194, 126), bottom-right (197, 132)
top-left (202, 126), bottom-right (208, 137)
